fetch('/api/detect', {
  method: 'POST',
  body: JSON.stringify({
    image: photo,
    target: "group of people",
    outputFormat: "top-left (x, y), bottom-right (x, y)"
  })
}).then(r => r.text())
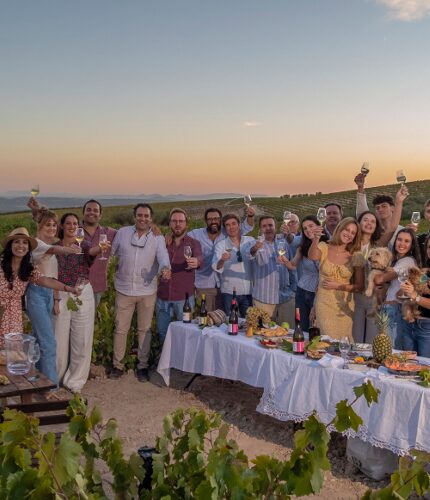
top-left (1, 170), bottom-right (430, 394)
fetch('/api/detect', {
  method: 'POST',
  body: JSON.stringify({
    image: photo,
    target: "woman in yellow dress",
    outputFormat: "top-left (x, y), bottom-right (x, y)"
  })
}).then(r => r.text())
top-left (309, 217), bottom-right (364, 341)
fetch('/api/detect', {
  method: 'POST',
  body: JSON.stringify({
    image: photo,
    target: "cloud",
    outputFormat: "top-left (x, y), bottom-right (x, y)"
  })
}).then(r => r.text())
top-left (242, 121), bottom-right (261, 128)
top-left (374, 0), bottom-right (430, 21)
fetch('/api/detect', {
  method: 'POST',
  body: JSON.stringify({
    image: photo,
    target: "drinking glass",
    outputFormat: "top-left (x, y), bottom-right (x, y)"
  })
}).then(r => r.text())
top-left (411, 211), bottom-right (421, 228)
top-left (225, 240), bottom-right (233, 254)
top-left (396, 169), bottom-right (406, 184)
top-left (283, 210), bottom-right (292, 225)
top-left (75, 228), bottom-right (85, 254)
top-left (339, 336), bottom-right (351, 369)
top-left (75, 276), bottom-right (86, 293)
top-left (184, 245), bottom-right (192, 270)
top-left (28, 342), bottom-right (40, 381)
top-left (99, 234), bottom-right (108, 260)
top-left (244, 194), bottom-right (252, 207)
top-left (30, 184), bottom-right (40, 197)
top-left (361, 162), bottom-right (370, 175)
top-left (317, 207), bottom-right (327, 225)
top-left (397, 268), bottom-right (409, 299)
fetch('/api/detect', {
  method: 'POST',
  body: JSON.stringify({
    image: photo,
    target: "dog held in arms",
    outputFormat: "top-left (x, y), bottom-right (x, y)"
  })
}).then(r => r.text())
top-left (400, 267), bottom-right (430, 322)
top-left (365, 247), bottom-right (393, 315)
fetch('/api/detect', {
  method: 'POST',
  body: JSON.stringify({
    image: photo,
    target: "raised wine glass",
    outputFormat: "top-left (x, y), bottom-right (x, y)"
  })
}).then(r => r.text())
top-left (244, 194), bottom-right (252, 208)
top-left (317, 207), bottom-right (327, 225)
top-left (75, 228), bottom-right (85, 254)
top-left (339, 336), bottom-right (351, 369)
top-left (99, 234), bottom-right (108, 260)
top-left (28, 342), bottom-right (40, 381)
top-left (411, 211), bottom-right (421, 228)
top-left (283, 210), bottom-right (292, 225)
top-left (30, 184), bottom-right (40, 197)
top-left (361, 162), bottom-right (370, 176)
top-left (184, 245), bottom-right (192, 270)
top-left (396, 169), bottom-right (406, 184)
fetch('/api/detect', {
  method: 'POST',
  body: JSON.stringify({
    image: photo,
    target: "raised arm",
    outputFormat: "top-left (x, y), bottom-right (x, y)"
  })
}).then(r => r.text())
top-left (354, 173), bottom-right (369, 218)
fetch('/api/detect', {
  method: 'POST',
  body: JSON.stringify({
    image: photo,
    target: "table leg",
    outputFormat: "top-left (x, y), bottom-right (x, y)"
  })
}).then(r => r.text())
top-left (184, 373), bottom-right (201, 390)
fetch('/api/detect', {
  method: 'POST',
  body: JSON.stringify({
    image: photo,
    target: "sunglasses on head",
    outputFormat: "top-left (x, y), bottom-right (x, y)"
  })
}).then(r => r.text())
top-left (236, 250), bottom-right (242, 262)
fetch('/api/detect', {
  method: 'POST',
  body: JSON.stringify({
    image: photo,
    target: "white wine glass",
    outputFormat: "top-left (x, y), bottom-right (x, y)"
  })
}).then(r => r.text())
top-left (361, 162), bottom-right (370, 175)
top-left (75, 228), bottom-right (85, 254)
top-left (244, 194), bottom-right (252, 208)
top-left (75, 276), bottom-right (86, 294)
top-left (396, 169), bottom-right (406, 184)
top-left (411, 211), bottom-right (421, 228)
top-left (184, 245), bottom-right (192, 270)
top-left (339, 336), bottom-right (351, 369)
top-left (28, 343), bottom-right (40, 381)
top-left (397, 268), bottom-right (409, 299)
top-left (30, 184), bottom-right (40, 197)
top-left (225, 239), bottom-right (233, 254)
top-left (317, 207), bottom-right (327, 225)
top-left (99, 234), bottom-right (108, 260)
top-left (283, 210), bottom-right (292, 225)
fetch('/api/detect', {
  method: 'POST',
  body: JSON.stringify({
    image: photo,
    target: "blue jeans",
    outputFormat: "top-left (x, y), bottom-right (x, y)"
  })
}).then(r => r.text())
top-left (381, 303), bottom-right (403, 350)
top-left (221, 293), bottom-right (252, 318)
top-left (295, 287), bottom-right (315, 333)
top-left (402, 318), bottom-right (430, 358)
top-left (156, 296), bottom-right (195, 344)
top-left (26, 283), bottom-right (58, 385)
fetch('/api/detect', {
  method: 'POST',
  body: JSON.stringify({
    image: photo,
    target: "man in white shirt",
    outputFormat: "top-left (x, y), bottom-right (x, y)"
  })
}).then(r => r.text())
top-left (109, 203), bottom-right (170, 382)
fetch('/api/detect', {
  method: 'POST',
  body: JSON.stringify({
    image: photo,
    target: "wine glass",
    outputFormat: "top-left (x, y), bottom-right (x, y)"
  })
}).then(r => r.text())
top-left (30, 184), bottom-right (40, 197)
top-left (411, 211), bottom-right (421, 228)
top-left (184, 245), bottom-right (192, 270)
top-left (396, 169), bottom-right (406, 184)
top-left (75, 228), bottom-right (85, 254)
top-left (225, 239), bottom-right (233, 254)
top-left (27, 343), bottom-right (40, 381)
top-left (361, 162), bottom-right (370, 176)
top-left (317, 207), bottom-right (327, 225)
top-left (99, 234), bottom-right (108, 260)
top-left (283, 210), bottom-right (292, 225)
top-left (339, 336), bottom-right (351, 369)
top-left (75, 276), bottom-right (86, 294)
top-left (244, 194), bottom-right (252, 208)
top-left (397, 268), bottom-right (409, 299)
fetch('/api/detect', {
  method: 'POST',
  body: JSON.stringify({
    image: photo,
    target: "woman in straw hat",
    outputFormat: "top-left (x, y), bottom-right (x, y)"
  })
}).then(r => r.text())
top-left (26, 207), bottom-right (80, 384)
top-left (0, 227), bottom-right (80, 349)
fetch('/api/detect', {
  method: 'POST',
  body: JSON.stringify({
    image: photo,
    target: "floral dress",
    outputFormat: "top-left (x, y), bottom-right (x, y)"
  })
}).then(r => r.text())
top-left (315, 242), bottom-right (364, 341)
top-left (0, 267), bottom-right (41, 347)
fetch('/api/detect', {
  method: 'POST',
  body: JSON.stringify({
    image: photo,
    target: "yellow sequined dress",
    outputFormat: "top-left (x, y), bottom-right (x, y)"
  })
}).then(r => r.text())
top-left (315, 242), bottom-right (363, 341)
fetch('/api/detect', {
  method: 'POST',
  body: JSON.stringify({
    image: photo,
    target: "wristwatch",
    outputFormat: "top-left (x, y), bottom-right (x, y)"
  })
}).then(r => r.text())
top-left (415, 295), bottom-right (422, 303)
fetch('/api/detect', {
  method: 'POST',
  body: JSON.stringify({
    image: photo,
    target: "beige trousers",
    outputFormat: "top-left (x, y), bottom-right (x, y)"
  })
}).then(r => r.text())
top-left (55, 283), bottom-right (95, 392)
top-left (253, 296), bottom-right (296, 326)
top-left (113, 291), bottom-right (156, 370)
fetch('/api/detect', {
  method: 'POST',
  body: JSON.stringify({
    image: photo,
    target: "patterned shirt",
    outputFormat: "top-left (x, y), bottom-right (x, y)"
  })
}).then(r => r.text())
top-left (56, 241), bottom-right (94, 287)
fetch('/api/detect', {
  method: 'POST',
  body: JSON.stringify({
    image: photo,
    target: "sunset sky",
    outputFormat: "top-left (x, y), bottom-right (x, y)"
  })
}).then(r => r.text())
top-left (1, 0), bottom-right (430, 196)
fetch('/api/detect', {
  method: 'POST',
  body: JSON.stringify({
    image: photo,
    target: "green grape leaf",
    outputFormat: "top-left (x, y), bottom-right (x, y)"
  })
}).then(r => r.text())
top-left (305, 336), bottom-right (321, 351)
top-left (66, 297), bottom-right (79, 311)
top-left (334, 400), bottom-right (363, 432)
top-left (353, 380), bottom-right (380, 407)
top-left (52, 433), bottom-right (83, 486)
top-left (281, 340), bottom-right (293, 353)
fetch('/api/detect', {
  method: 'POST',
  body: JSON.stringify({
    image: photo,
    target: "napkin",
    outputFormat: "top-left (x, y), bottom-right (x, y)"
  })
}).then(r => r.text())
top-left (201, 323), bottom-right (228, 336)
top-left (317, 353), bottom-right (345, 369)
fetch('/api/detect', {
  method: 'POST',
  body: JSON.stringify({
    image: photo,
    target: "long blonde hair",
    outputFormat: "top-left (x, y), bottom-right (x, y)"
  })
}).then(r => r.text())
top-left (329, 217), bottom-right (362, 254)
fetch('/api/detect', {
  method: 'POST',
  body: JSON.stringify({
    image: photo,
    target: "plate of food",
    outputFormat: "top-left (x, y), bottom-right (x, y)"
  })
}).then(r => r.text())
top-left (258, 326), bottom-right (289, 338)
top-left (352, 343), bottom-right (372, 352)
top-left (384, 357), bottom-right (429, 376)
top-left (259, 339), bottom-right (279, 349)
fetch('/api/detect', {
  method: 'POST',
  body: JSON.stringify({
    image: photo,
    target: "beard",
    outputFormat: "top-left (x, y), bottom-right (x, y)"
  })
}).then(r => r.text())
top-left (207, 223), bottom-right (221, 234)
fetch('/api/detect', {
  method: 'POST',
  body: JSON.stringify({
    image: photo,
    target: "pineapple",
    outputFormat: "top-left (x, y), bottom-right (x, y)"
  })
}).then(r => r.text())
top-left (372, 312), bottom-right (392, 362)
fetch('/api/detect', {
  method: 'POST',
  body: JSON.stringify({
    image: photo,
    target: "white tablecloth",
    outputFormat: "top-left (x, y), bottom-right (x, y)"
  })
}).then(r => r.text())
top-left (157, 321), bottom-right (430, 456)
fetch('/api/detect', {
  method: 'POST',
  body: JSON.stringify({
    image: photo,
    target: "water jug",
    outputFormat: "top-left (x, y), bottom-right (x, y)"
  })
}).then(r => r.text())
top-left (5, 332), bottom-right (35, 375)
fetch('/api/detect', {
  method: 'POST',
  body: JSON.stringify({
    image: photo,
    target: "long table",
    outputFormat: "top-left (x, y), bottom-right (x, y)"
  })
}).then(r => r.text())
top-left (157, 322), bottom-right (430, 456)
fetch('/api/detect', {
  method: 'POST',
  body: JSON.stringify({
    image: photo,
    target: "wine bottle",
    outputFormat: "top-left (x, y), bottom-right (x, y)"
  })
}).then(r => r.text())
top-left (308, 319), bottom-right (320, 342)
top-left (228, 298), bottom-right (239, 335)
top-left (293, 308), bottom-right (304, 355)
top-left (183, 293), bottom-right (192, 323)
top-left (198, 293), bottom-right (208, 327)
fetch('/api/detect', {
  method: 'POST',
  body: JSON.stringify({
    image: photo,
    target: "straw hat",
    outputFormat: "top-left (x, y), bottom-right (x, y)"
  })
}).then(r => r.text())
top-left (1, 227), bottom-right (37, 251)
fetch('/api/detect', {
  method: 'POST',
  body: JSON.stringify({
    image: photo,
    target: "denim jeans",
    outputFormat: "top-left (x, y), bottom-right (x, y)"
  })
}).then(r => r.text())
top-left (221, 293), bottom-right (252, 318)
top-left (381, 303), bottom-right (403, 350)
top-left (26, 283), bottom-right (58, 385)
top-left (156, 296), bottom-right (195, 344)
top-left (295, 287), bottom-right (315, 333)
top-left (402, 318), bottom-right (430, 358)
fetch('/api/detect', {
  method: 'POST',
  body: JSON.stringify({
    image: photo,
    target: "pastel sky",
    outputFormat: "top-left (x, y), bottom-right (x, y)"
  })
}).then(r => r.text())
top-left (1, 0), bottom-right (430, 196)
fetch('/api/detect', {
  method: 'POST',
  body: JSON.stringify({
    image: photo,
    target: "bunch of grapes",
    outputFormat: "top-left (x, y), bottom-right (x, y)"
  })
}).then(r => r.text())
top-left (246, 307), bottom-right (271, 329)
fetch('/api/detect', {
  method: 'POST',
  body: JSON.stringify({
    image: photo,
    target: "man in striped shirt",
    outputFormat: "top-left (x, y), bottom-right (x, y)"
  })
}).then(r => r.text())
top-left (246, 216), bottom-right (296, 326)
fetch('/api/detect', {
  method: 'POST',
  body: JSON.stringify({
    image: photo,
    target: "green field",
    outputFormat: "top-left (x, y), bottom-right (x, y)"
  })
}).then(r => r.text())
top-left (1, 179), bottom-right (430, 241)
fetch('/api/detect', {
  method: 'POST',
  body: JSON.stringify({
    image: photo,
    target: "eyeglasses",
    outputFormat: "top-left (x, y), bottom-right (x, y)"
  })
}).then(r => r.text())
top-left (131, 230), bottom-right (151, 248)
top-left (206, 217), bottom-right (221, 222)
top-left (236, 250), bottom-right (243, 262)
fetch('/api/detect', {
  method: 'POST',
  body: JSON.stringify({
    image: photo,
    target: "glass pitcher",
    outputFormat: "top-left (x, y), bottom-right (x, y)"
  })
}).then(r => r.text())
top-left (5, 333), bottom-right (35, 375)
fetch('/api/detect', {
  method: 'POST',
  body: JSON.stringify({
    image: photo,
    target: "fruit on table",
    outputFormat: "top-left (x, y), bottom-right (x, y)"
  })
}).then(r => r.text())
top-left (372, 311), bottom-right (392, 363)
top-left (281, 322), bottom-right (290, 329)
top-left (246, 326), bottom-right (254, 337)
top-left (0, 374), bottom-right (10, 385)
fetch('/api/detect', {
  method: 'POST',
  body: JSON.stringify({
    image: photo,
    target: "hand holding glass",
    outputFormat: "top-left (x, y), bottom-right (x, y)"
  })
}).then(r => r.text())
top-left (411, 212), bottom-right (421, 227)
top-left (397, 268), bottom-right (409, 298)
top-left (283, 210), bottom-right (292, 225)
top-left (75, 228), bottom-right (85, 254)
top-left (30, 184), bottom-right (40, 197)
top-left (99, 234), bottom-right (108, 260)
top-left (396, 170), bottom-right (406, 184)
top-left (317, 207), bottom-right (327, 225)
top-left (75, 276), bottom-right (86, 294)
top-left (184, 245), bottom-right (192, 269)
top-left (361, 162), bottom-right (370, 175)
top-left (244, 194), bottom-right (252, 208)
top-left (28, 343), bottom-right (40, 381)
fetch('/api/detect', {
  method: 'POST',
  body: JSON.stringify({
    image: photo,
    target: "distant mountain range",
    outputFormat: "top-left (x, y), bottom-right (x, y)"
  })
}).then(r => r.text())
top-left (0, 193), bottom-right (270, 213)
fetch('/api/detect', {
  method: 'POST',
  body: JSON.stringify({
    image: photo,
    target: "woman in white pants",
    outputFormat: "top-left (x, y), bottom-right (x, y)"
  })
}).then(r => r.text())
top-left (54, 212), bottom-right (106, 393)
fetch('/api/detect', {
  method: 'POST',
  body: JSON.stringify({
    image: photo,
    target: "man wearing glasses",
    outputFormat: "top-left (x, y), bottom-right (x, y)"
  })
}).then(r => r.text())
top-left (212, 214), bottom-right (254, 317)
top-left (156, 208), bottom-right (203, 343)
top-left (188, 206), bottom-right (255, 312)
top-left (109, 203), bottom-right (170, 382)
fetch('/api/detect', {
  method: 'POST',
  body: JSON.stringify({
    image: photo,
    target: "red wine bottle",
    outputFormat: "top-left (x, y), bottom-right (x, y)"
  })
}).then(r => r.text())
top-left (228, 298), bottom-right (239, 335)
top-left (293, 308), bottom-right (304, 355)
top-left (182, 293), bottom-right (192, 323)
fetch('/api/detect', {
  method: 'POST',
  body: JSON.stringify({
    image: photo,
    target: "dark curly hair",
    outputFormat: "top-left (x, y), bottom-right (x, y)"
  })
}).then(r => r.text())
top-left (300, 215), bottom-right (329, 258)
top-left (392, 228), bottom-right (421, 267)
top-left (0, 240), bottom-right (35, 288)
top-left (357, 211), bottom-right (382, 245)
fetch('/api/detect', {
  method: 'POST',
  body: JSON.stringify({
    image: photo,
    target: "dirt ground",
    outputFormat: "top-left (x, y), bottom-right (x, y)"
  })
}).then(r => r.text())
top-left (71, 366), bottom-right (396, 499)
